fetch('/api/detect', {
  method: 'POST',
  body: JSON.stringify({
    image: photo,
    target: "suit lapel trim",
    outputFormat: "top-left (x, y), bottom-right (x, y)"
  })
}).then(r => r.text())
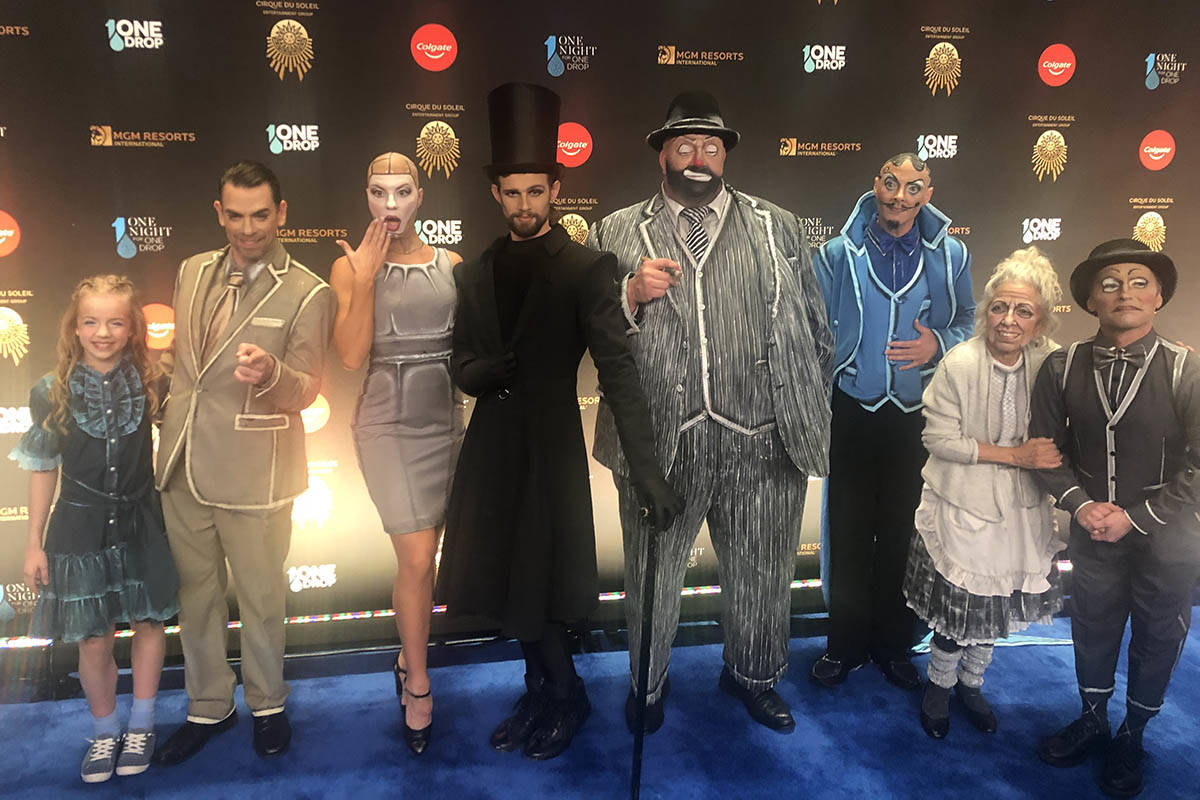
top-left (637, 199), bottom-right (684, 320)
top-left (197, 253), bottom-right (287, 380)
top-left (187, 250), bottom-right (225, 376)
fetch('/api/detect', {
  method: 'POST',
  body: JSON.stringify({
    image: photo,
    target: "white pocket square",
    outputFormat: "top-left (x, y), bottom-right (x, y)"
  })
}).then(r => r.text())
top-left (251, 316), bottom-right (285, 328)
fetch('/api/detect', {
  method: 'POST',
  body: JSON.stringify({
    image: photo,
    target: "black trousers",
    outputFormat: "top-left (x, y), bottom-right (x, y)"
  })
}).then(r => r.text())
top-left (826, 387), bottom-right (927, 662)
top-left (1068, 524), bottom-right (1199, 715)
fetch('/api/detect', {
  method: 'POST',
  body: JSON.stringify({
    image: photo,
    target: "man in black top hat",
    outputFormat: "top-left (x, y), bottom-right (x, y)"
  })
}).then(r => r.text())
top-left (1029, 238), bottom-right (1200, 798)
top-left (437, 82), bottom-right (678, 761)
top-left (587, 91), bottom-right (833, 733)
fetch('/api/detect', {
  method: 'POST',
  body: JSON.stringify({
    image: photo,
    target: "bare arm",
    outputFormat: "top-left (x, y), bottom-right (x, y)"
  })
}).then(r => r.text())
top-left (331, 219), bottom-right (389, 370)
top-left (23, 468), bottom-right (58, 593)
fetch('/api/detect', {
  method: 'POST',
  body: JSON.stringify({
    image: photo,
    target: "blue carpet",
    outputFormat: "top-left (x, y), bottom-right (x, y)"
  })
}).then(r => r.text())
top-left (3, 618), bottom-right (1198, 799)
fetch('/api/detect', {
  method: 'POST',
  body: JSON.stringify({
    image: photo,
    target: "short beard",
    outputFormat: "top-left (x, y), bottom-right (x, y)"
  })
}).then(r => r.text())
top-left (506, 210), bottom-right (548, 239)
top-left (883, 216), bottom-right (902, 232)
top-left (665, 166), bottom-right (722, 205)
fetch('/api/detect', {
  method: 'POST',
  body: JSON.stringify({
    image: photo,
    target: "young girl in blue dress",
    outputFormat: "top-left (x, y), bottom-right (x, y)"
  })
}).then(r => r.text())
top-left (12, 275), bottom-right (180, 783)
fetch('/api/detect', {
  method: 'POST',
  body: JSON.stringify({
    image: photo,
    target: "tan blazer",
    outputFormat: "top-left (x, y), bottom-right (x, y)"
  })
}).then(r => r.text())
top-left (155, 240), bottom-right (334, 510)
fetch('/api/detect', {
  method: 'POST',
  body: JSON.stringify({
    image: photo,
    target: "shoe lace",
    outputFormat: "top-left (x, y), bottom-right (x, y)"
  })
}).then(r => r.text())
top-left (122, 731), bottom-right (149, 756)
top-left (1064, 715), bottom-right (1103, 744)
top-left (87, 736), bottom-right (118, 761)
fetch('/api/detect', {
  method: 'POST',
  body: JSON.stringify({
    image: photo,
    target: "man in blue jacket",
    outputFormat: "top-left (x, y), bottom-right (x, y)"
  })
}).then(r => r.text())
top-left (811, 153), bottom-right (974, 690)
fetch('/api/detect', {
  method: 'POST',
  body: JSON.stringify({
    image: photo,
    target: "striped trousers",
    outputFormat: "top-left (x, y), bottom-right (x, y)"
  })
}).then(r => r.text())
top-left (616, 420), bottom-right (807, 703)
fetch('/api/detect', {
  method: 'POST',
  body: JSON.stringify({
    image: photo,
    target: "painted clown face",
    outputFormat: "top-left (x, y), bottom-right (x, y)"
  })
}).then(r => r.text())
top-left (660, 134), bottom-right (726, 206)
top-left (872, 158), bottom-right (933, 235)
top-left (367, 173), bottom-right (422, 238)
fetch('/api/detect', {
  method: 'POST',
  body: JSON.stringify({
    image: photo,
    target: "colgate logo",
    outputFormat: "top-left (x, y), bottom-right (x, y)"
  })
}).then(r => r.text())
top-left (142, 303), bottom-right (175, 350)
top-left (1037, 44), bottom-right (1076, 86)
top-left (1139, 129), bottom-right (1175, 170)
top-left (410, 23), bottom-right (457, 71)
top-left (556, 122), bottom-right (593, 168)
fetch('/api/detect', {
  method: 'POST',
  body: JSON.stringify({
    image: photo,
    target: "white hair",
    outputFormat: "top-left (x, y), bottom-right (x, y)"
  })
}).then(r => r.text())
top-left (974, 245), bottom-right (1064, 345)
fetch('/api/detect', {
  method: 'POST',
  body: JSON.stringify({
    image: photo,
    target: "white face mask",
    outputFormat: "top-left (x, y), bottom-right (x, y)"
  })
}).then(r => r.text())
top-left (366, 174), bottom-right (421, 238)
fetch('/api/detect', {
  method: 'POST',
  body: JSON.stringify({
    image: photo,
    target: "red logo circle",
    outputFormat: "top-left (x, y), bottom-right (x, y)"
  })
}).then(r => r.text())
top-left (556, 122), bottom-right (593, 168)
top-left (1139, 130), bottom-right (1176, 170)
top-left (143, 303), bottom-right (175, 350)
top-left (0, 210), bottom-right (21, 258)
top-left (410, 24), bottom-right (457, 72)
top-left (1037, 43), bottom-right (1076, 86)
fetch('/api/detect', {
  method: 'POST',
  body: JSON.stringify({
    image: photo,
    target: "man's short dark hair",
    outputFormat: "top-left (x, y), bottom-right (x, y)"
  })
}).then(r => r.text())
top-left (218, 160), bottom-right (283, 205)
top-left (487, 167), bottom-right (562, 188)
top-left (884, 152), bottom-right (933, 184)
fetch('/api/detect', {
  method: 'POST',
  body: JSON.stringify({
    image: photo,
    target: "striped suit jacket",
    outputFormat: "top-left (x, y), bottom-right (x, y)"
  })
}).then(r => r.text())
top-left (587, 188), bottom-right (834, 479)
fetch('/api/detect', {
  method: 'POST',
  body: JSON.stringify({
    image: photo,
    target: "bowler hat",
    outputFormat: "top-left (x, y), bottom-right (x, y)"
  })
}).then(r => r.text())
top-left (485, 82), bottom-right (562, 179)
top-left (1070, 238), bottom-right (1176, 314)
top-left (646, 91), bottom-right (740, 152)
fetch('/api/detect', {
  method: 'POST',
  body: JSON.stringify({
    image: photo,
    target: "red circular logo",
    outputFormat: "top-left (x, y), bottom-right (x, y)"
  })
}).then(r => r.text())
top-left (143, 303), bottom-right (175, 350)
top-left (1037, 43), bottom-right (1076, 86)
top-left (556, 122), bottom-right (593, 168)
top-left (1139, 130), bottom-right (1176, 170)
top-left (410, 24), bottom-right (457, 72)
top-left (0, 210), bottom-right (21, 258)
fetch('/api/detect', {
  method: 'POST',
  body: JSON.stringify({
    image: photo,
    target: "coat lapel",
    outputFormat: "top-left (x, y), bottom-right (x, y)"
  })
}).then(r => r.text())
top-left (197, 241), bottom-right (287, 378)
top-left (187, 249), bottom-right (226, 376)
top-left (637, 195), bottom-right (684, 321)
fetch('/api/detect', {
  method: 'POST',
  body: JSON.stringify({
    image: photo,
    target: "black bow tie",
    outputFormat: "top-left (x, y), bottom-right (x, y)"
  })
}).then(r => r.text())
top-left (1093, 344), bottom-right (1146, 371)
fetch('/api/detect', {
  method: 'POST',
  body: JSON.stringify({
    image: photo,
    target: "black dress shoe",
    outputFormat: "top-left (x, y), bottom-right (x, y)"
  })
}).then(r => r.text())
top-left (524, 678), bottom-right (591, 760)
top-left (1098, 734), bottom-right (1144, 798)
top-left (490, 678), bottom-right (551, 753)
top-left (1038, 714), bottom-right (1111, 767)
top-left (920, 709), bottom-right (950, 739)
top-left (252, 711), bottom-right (292, 758)
top-left (955, 685), bottom-right (997, 734)
top-left (393, 653), bottom-right (407, 702)
top-left (809, 653), bottom-right (867, 688)
top-left (624, 677), bottom-right (670, 735)
top-left (402, 686), bottom-right (432, 756)
top-left (876, 658), bottom-right (922, 691)
top-left (719, 667), bottom-right (794, 733)
top-left (920, 683), bottom-right (950, 740)
top-left (151, 711), bottom-right (238, 766)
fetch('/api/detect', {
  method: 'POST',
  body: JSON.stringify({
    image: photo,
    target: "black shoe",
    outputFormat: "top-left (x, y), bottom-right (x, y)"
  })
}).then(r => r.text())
top-left (490, 678), bottom-right (551, 753)
top-left (402, 685), bottom-right (432, 756)
top-left (151, 711), bottom-right (238, 766)
top-left (809, 652), bottom-right (867, 688)
top-left (393, 653), bottom-right (407, 703)
top-left (523, 678), bottom-right (591, 761)
top-left (920, 683), bottom-right (950, 740)
top-left (876, 658), bottom-right (922, 691)
top-left (1098, 734), bottom-right (1145, 798)
top-left (1038, 714), bottom-right (1111, 767)
top-left (624, 677), bottom-right (670, 735)
top-left (252, 711), bottom-right (291, 758)
top-left (719, 667), bottom-right (794, 733)
top-left (955, 684), bottom-right (997, 734)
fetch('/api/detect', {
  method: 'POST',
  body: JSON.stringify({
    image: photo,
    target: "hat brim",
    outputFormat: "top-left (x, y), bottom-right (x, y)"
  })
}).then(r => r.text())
top-left (1069, 250), bottom-right (1177, 314)
top-left (483, 162), bottom-right (564, 180)
top-left (646, 124), bottom-right (740, 152)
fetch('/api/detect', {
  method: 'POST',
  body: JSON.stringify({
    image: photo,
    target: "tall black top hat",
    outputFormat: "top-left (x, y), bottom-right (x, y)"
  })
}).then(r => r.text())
top-left (1070, 238), bottom-right (1177, 314)
top-left (646, 90), bottom-right (740, 152)
top-left (485, 82), bottom-right (562, 179)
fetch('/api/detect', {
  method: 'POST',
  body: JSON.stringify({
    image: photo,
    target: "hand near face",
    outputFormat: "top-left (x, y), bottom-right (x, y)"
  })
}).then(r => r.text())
top-left (234, 343), bottom-right (276, 385)
top-left (886, 319), bottom-right (938, 370)
top-left (336, 218), bottom-right (389, 286)
top-left (628, 258), bottom-right (682, 309)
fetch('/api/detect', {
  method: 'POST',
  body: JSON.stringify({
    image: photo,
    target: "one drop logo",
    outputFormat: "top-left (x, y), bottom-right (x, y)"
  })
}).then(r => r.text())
top-left (106, 18), bottom-right (124, 51)
top-left (545, 35), bottom-right (564, 76)
top-left (1146, 53), bottom-right (1160, 89)
top-left (803, 44), bottom-right (846, 73)
top-left (106, 19), bottom-right (163, 51)
top-left (266, 124), bottom-right (283, 154)
top-left (916, 134), bottom-right (957, 160)
top-left (1021, 217), bottom-right (1061, 244)
top-left (113, 217), bottom-right (137, 258)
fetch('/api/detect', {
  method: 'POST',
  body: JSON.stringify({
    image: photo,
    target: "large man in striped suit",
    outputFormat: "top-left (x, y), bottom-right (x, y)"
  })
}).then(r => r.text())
top-left (588, 91), bottom-right (833, 734)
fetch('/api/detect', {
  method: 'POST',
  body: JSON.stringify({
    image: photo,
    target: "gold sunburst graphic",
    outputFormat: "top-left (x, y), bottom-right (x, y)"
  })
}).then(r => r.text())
top-left (924, 42), bottom-right (962, 96)
top-left (1032, 130), bottom-right (1068, 182)
top-left (560, 213), bottom-right (590, 244)
top-left (1132, 212), bottom-right (1166, 252)
top-left (266, 20), bottom-right (314, 81)
top-left (416, 121), bottom-right (461, 179)
top-left (0, 307), bottom-right (31, 365)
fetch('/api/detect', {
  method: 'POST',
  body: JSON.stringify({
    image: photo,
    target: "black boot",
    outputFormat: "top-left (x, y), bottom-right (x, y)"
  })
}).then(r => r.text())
top-left (919, 683), bottom-right (950, 739)
top-left (1098, 732), bottom-right (1145, 798)
top-left (955, 684), bottom-right (997, 734)
top-left (523, 677), bottom-right (591, 760)
top-left (489, 676), bottom-right (551, 753)
top-left (1038, 713), bottom-right (1111, 767)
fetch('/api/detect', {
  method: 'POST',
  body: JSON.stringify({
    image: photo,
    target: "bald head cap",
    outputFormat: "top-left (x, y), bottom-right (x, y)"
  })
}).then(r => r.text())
top-left (367, 152), bottom-right (420, 187)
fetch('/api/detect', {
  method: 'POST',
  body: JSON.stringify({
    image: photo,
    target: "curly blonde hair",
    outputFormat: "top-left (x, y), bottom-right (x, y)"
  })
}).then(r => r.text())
top-left (45, 275), bottom-right (160, 434)
top-left (974, 245), bottom-right (1064, 346)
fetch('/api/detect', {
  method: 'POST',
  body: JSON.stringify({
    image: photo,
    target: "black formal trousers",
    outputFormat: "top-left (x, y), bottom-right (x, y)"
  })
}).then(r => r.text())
top-left (826, 386), bottom-right (927, 662)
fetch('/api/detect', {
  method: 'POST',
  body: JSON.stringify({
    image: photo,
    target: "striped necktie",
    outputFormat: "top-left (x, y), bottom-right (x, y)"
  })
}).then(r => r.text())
top-left (680, 205), bottom-right (712, 262)
top-left (202, 268), bottom-right (245, 360)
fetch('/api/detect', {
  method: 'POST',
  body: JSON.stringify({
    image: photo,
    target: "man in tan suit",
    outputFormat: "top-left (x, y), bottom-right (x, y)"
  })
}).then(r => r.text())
top-left (153, 161), bottom-right (333, 764)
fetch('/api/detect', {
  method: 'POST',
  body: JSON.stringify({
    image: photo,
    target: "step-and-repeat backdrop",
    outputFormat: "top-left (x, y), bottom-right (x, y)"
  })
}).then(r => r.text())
top-left (1, 0), bottom-right (1196, 649)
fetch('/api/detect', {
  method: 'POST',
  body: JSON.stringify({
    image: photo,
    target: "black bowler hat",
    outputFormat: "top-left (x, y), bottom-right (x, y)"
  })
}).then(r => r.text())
top-left (484, 82), bottom-right (562, 179)
top-left (646, 90), bottom-right (740, 152)
top-left (1070, 238), bottom-right (1177, 314)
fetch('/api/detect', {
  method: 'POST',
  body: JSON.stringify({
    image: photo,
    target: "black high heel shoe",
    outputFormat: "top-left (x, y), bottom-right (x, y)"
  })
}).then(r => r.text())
top-left (402, 686), bottom-right (433, 756)
top-left (393, 654), bottom-right (407, 706)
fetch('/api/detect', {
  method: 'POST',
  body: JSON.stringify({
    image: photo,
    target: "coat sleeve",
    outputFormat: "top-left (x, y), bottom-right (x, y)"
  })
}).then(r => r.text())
top-left (449, 263), bottom-right (489, 397)
top-left (253, 283), bottom-right (333, 413)
top-left (930, 240), bottom-right (975, 360)
top-left (1028, 350), bottom-right (1093, 515)
top-left (921, 354), bottom-right (977, 465)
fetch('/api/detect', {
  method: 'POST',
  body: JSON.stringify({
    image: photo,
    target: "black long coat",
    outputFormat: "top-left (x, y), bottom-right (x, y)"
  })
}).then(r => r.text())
top-left (437, 225), bottom-right (662, 640)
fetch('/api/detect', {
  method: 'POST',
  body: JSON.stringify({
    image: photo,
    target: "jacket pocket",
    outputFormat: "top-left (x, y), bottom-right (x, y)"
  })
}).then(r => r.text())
top-left (234, 413), bottom-right (289, 431)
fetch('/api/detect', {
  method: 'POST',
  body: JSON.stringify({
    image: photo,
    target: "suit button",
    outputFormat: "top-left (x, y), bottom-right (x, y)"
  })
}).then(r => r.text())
top-left (675, 384), bottom-right (683, 393)
top-left (833, 320), bottom-right (839, 327)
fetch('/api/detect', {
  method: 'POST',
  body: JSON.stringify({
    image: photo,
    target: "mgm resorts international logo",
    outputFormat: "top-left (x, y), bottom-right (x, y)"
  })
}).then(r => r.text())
top-left (657, 44), bottom-right (745, 67)
top-left (916, 134), bottom-right (957, 160)
top-left (105, 18), bottom-right (163, 51)
top-left (1022, 217), bottom-right (1061, 244)
top-left (113, 216), bottom-right (172, 258)
top-left (0, 306), bottom-right (31, 366)
top-left (545, 35), bottom-right (596, 76)
top-left (90, 124), bottom-right (196, 148)
top-left (924, 42), bottom-right (962, 96)
top-left (416, 121), bottom-right (460, 179)
top-left (559, 214), bottom-right (589, 245)
top-left (267, 123), bottom-right (320, 153)
top-left (288, 563), bottom-right (336, 592)
top-left (415, 219), bottom-right (463, 246)
top-left (0, 405), bottom-right (32, 434)
top-left (803, 44), bottom-right (846, 72)
top-left (266, 19), bottom-right (314, 81)
top-left (1032, 130), bottom-right (1067, 182)
top-left (1132, 212), bottom-right (1166, 252)
top-left (1146, 52), bottom-right (1187, 89)
top-left (779, 139), bottom-right (862, 157)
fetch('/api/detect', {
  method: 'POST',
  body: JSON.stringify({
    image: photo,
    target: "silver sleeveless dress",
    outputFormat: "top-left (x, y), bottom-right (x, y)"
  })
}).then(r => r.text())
top-left (352, 248), bottom-right (463, 534)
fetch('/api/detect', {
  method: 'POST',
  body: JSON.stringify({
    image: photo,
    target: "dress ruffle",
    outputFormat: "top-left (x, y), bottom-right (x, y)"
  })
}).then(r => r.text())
top-left (7, 445), bottom-right (60, 472)
top-left (69, 357), bottom-right (145, 438)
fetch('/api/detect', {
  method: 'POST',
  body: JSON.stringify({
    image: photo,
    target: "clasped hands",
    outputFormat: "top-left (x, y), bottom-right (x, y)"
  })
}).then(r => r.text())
top-left (1075, 501), bottom-right (1134, 543)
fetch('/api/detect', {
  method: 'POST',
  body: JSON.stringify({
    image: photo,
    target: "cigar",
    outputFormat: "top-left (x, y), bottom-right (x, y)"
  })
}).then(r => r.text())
top-left (641, 256), bottom-right (681, 277)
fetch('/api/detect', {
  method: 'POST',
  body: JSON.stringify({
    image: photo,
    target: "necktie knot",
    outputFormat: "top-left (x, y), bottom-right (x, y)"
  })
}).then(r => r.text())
top-left (680, 206), bottom-right (711, 226)
top-left (227, 269), bottom-right (245, 289)
top-left (1093, 344), bottom-right (1146, 371)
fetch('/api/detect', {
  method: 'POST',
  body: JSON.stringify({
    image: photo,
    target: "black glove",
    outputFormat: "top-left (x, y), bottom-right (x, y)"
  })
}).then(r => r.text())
top-left (458, 353), bottom-right (517, 396)
top-left (633, 474), bottom-right (682, 531)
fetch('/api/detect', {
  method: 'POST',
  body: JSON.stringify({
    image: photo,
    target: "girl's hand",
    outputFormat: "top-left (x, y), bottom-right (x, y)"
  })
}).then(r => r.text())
top-left (23, 548), bottom-right (49, 594)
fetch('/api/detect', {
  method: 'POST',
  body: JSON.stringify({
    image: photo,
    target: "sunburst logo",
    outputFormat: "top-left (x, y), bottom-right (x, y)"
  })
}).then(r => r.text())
top-left (924, 42), bottom-right (961, 96)
top-left (416, 121), bottom-right (460, 179)
top-left (1032, 130), bottom-right (1068, 182)
top-left (0, 307), bottom-right (31, 365)
top-left (560, 213), bottom-right (589, 244)
top-left (1132, 212), bottom-right (1166, 252)
top-left (266, 20), bottom-right (313, 81)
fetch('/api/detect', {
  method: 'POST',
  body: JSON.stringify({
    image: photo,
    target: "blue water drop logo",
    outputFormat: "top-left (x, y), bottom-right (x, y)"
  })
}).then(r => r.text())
top-left (106, 19), bottom-right (124, 52)
top-left (1145, 53), bottom-right (1160, 90)
top-left (113, 217), bottom-right (137, 259)
top-left (266, 124), bottom-right (283, 155)
top-left (803, 45), bottom-right (815, 74)
top-left (545, 35), bottom-right (564, 77)
top-left (917, 135), bottom-right (929, 161)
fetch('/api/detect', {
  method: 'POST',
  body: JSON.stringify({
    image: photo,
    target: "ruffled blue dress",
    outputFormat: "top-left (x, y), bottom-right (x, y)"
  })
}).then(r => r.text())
top-left (8, 356), bottom-right (180, 642)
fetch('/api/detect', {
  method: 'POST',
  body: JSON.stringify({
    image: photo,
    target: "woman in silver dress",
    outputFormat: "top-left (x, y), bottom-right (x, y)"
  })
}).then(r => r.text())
top-left (331, 153), bottom-right (463, 755)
